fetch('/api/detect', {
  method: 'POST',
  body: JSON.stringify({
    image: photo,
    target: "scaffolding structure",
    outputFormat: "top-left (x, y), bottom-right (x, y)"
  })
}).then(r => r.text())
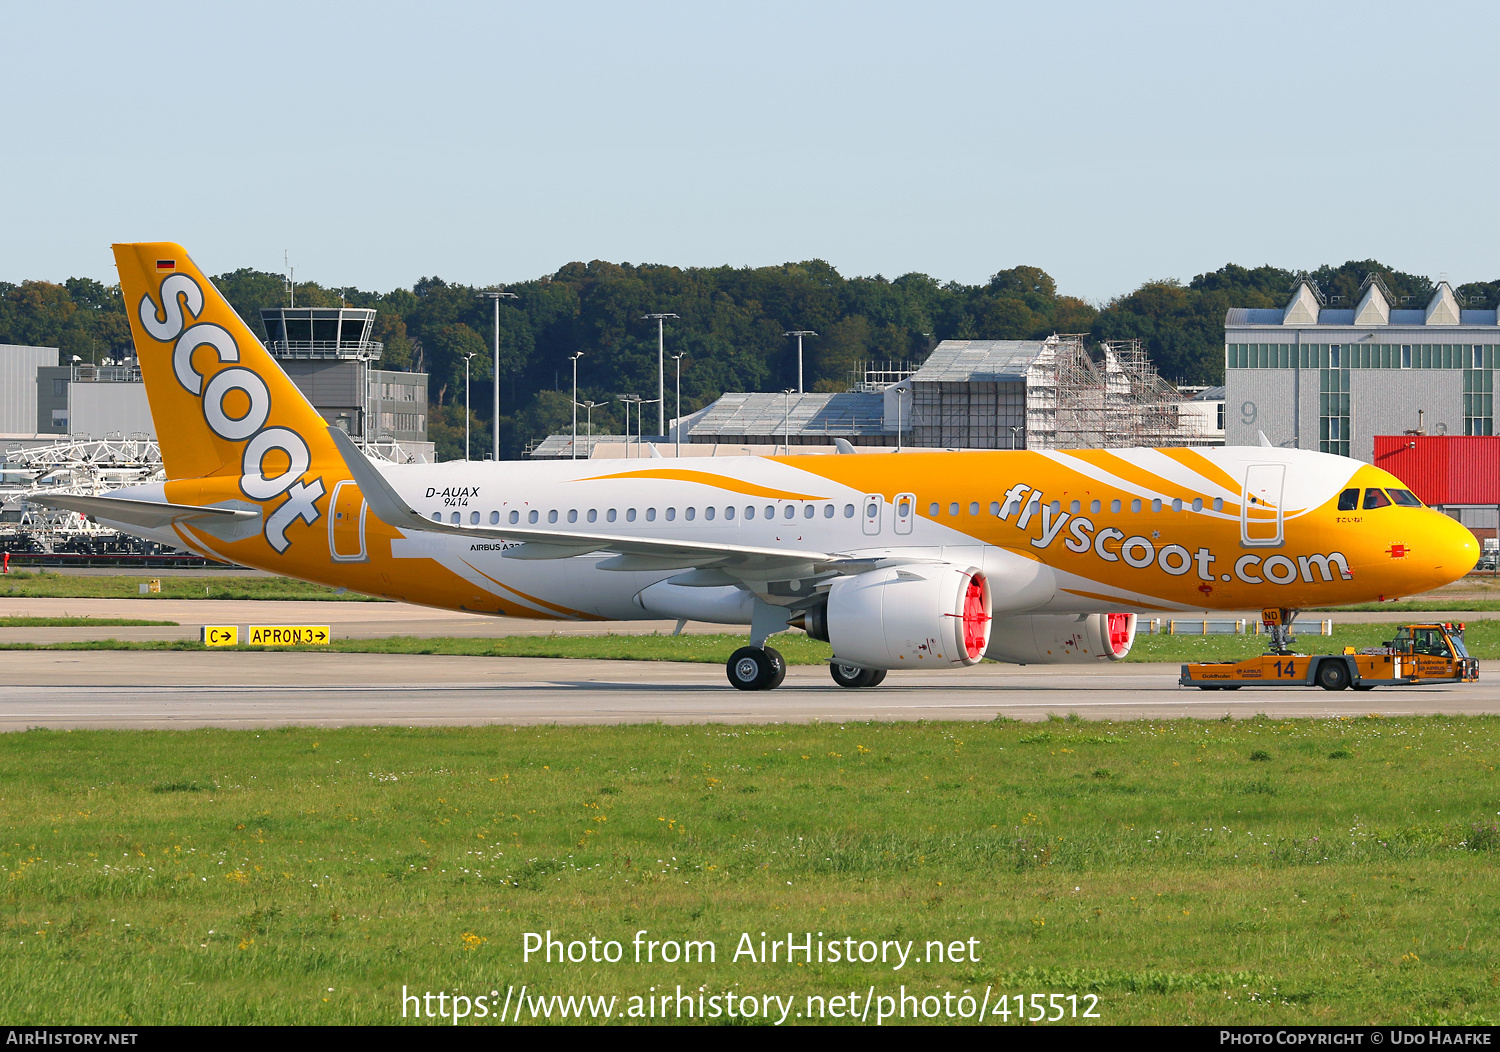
top-left (1024, 335), bottom-right (1105, 449)
top-left (1101, 339), bottom-right (1205, 447)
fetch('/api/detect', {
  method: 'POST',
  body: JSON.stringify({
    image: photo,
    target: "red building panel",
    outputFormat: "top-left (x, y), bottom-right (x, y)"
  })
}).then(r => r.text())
top-left (1372, 435), bottom-right (1500, 505)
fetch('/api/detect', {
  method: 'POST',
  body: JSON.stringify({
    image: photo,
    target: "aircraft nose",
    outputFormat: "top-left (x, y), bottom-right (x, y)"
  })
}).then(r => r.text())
top-left (1426, 509), bottom-right (1477, 580)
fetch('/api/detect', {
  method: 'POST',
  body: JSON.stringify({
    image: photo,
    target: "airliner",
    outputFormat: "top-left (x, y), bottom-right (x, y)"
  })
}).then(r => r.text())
top-left (33, 243), bottom-right (1478, 691)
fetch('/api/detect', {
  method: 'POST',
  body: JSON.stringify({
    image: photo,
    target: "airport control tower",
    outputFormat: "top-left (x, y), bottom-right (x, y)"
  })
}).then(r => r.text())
top-left (260, 306), bottom-right (431, 460)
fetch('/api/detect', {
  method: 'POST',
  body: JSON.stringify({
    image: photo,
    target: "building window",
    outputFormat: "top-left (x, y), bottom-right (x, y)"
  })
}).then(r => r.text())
top-left (1330, 345), bottom-right (1341, 369)
top-left (1401, 345), bottom-right (1412, 369)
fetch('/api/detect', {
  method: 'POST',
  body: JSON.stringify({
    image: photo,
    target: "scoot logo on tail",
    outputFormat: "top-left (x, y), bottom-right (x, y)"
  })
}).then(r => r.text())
top-left (138, 274), bottom-right (324, 553)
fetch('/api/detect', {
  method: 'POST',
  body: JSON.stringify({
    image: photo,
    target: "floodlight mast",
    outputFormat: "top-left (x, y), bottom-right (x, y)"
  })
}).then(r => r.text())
top-left (783, 331), bottom-right (817, 394)
top-left (641, 313), bottom-right (678, 436)
top-left (478, 290), bottom-right (518, 460)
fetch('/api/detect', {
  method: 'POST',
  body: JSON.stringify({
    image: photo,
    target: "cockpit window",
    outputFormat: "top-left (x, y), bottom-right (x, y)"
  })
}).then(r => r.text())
top-left (1337, 488), bottom-right (1359, 511)
top-left (1388, 489), bottom-right (1423, 507)
top-left (1362, 488), bottom-right (1392, 510)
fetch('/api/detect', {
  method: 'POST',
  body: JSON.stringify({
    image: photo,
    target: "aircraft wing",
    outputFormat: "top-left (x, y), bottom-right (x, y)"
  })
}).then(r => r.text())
top-left (23, 492), bottom-right (259, 530)
top-left (329, 427), bottom-right (879, 576)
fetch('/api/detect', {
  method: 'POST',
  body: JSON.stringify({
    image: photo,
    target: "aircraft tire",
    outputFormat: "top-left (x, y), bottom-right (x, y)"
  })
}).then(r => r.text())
top-left (868, 669), bottom-right (887, 686)
top-left (830, 662), bottom-right (880, 688)
top-left (1316, 659), bottom-right (1351, 691)
top-left (764, 646), bottom-right (787, 690)
top-left (727, 647), bottom-right (776, 691)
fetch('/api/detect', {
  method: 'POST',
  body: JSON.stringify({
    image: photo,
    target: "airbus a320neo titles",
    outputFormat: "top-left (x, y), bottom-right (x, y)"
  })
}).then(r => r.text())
top-left (34, 243), bottom-right (1478, 691)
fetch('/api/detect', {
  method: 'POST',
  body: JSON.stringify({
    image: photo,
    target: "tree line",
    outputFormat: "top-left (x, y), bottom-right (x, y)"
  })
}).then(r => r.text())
top-left (0, 257), bottom-right (1478, 460)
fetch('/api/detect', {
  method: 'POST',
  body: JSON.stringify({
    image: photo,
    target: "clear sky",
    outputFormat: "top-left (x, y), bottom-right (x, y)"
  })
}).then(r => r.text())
top-left (4, 0), bottom-right (1497, 301)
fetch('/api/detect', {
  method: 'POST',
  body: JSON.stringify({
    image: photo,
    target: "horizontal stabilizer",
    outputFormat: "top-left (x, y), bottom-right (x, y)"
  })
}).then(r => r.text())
top-left (25, 493), bottom-right (259, 530)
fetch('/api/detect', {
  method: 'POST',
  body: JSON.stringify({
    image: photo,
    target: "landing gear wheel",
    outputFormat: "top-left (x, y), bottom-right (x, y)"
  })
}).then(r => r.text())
top-left (831, 662), bottom-right (882, 688)
top-left (727, 647), bottom-right (776, 691)
top-left (1316, 660), bottom-right (1351, 691)
top-left (763, 646), bottom-right (787, 690)
top-left (868, 669), bottom-right (887, 686)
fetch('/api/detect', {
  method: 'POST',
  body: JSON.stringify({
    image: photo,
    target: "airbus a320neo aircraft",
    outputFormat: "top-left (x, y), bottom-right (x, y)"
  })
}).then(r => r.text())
top-left (36, 244), bottom-right (1478, 691)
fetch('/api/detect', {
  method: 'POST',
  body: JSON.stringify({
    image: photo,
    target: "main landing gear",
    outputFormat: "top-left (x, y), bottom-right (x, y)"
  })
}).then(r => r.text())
top-left (726, 646), bottom-right (787, 691)
top-left (724, 648), bottom-right (889, 691)
top-left (830, 663), bottom-right (886, 689)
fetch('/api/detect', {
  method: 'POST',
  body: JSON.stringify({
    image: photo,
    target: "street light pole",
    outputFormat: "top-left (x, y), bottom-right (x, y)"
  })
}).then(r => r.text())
top-left (783, 330), bottom-right (817, 394)
top-left (782, 388), bottom-right (794, 454)
top-left (578, 399), bottom-right (602, 456)
top-left (641, 313), bottom-right (678, 437)
top-left (569, 352), bottom-right (584, 460)
top-left (671, 353), bottom-right (685, 458)
top-left (463, 351), bottom-right (477, 461)
top-left (619, 395), bottom-right (640, 460)
top-left (478, 289), bottom-right (518, 461)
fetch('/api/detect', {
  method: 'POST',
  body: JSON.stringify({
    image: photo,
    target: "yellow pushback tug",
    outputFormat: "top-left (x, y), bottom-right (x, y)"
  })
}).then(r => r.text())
top-left (1180, 609), bottom-right (1479, 691)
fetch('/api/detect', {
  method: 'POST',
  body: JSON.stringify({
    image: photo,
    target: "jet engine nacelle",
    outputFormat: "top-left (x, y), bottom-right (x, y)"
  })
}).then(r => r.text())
top-left (985, 612), bottom-right (1137, 664)
top-left (813, 563), bottom-right (992, 670)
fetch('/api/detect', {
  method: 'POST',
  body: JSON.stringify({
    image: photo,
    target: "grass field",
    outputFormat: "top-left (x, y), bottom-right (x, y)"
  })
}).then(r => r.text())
top-left (0, 617), bottom-right (179, 628)
top-left (1, 621), bottom-right (1498, 666)
top-left (1, 718), bottom-right (1497, 1025)
top-left (0, 572), bottom-right (382, 602)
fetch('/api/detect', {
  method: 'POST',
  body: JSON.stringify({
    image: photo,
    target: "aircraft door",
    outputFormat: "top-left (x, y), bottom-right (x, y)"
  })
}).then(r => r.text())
top-left (1240, 464), bottom-right (1284, 548)
top-left (329, 480), bottom-right (369, 561)
top-left (893, 492), bottom-right (915, 535)
top-left (862, 493), bottom-right (883, 536)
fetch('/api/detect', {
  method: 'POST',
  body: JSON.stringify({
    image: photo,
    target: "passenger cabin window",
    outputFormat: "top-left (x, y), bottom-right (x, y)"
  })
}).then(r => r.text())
top-left (528, 510), bottom-right (539, 523)
top-left (587, 509), bottom-right (598, 522)
top-left (1388, 489), bottom-right (1423, 507)
top-left (1362, 489), bottom-right (1392, 510)
top-left (929, 502), bottom-right (939, 516)
top-left (844, 504), bottom-right (855, 518)
top-left (606, 509), bottom-right (617, 522)
top-left (1337, 488), bottom-right (1358, 511)
top-left (431, 512), bottom-right (441, 521)
top-left (509, 510), bottom-right (520, 524)
top-left (490, 511), bottom-right (500, 524)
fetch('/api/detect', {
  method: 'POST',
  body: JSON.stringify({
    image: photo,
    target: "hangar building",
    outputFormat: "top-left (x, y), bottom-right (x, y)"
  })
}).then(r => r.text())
top-left (1224, 275), bottom-right (1497, 461)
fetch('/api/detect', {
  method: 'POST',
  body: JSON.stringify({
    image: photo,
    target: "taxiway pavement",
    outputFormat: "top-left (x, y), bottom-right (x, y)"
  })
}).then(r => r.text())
top-left (2, 650), bottom-right (1497, 730)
